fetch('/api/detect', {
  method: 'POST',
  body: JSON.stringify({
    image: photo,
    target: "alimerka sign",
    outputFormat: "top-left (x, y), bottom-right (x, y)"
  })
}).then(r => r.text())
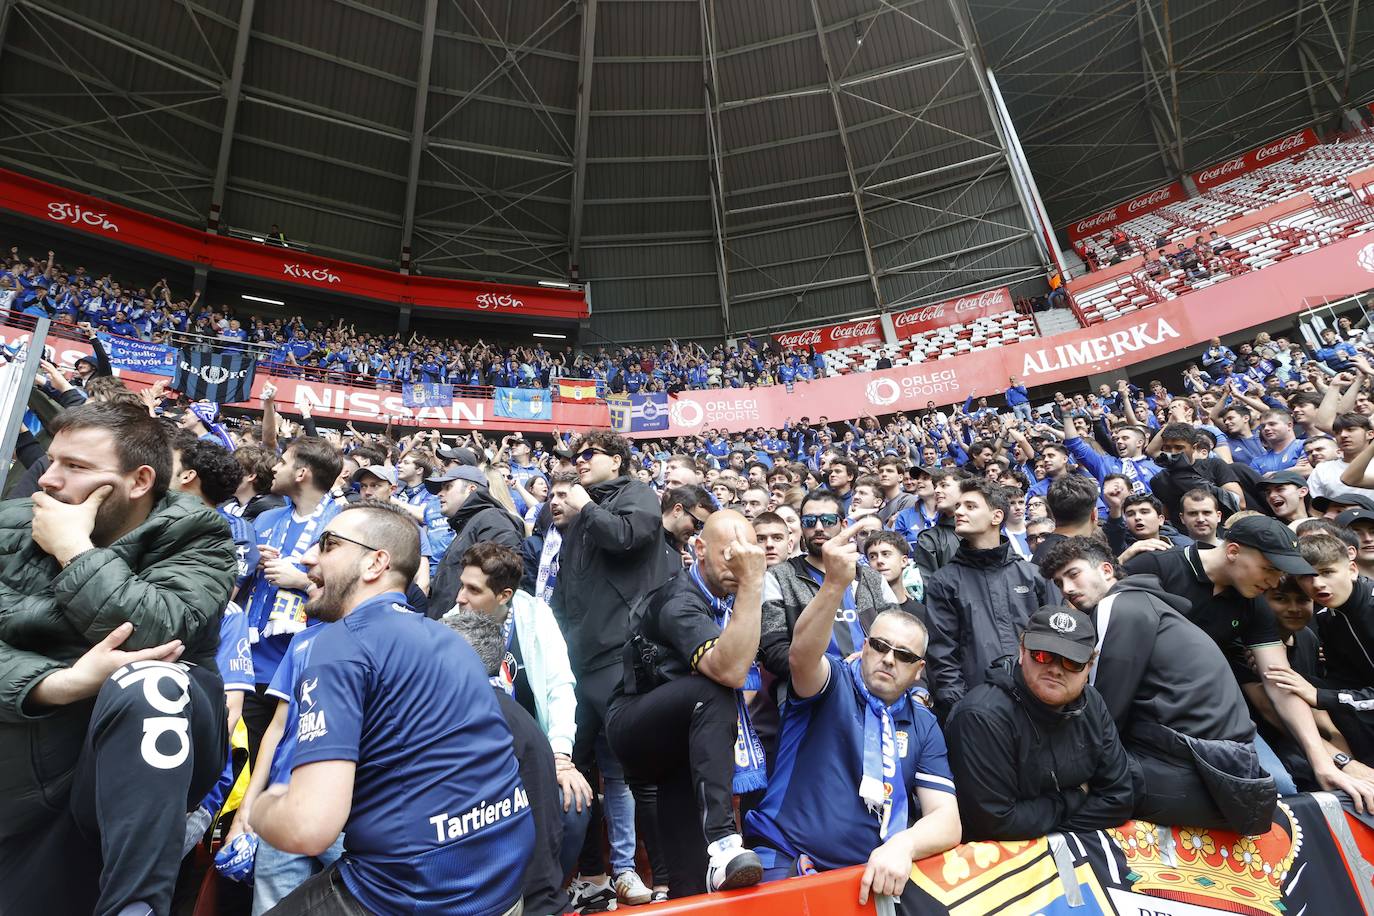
top-left (1192, 128), bottom-right (1319, 191)
top-left (1065, 182), bottom-right (1186, 242)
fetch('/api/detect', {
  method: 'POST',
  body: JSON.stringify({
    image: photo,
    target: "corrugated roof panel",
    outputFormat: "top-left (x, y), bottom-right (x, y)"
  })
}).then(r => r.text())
top-left (592, 60), bottom-right (703, 112)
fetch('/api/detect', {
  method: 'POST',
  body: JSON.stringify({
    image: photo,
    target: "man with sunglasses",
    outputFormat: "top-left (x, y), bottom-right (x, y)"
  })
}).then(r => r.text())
top-left (944, 607), bottom-right (1139, 841)
top-left (745, 536), bottom-right (960, 909)
top-left (661, 485), bottom-right (714, 568)
top-left (1042, 536), bottom-right (1277, 833)
top-left (759, 490), bottom-right (896, 683)
top-left (553, 430), bottom-right (680, 910)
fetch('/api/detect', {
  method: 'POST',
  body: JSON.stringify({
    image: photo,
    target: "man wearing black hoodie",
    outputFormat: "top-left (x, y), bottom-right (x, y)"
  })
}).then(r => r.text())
top-left (924, 478), bottom-right (1056, 718)
top-left (1043, 537), bottom-right (1277, 834)
top-left (426, 465), bottom-right (525, 617)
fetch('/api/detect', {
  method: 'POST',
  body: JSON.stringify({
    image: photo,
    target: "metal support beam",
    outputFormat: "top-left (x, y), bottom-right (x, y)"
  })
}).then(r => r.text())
top-left (567, 0), bottom-right (598, 278)
top-left (806, 0), bottom-right (883, 310)
top-left (0, 0), bottom-right (16, 66)
top-left (1295, 0), bottom-right (1325, 122)
top-left (1137, 0), bottom-right (1185, 175)
top-left (700, 0), bottom-right (732, 335)
top-left (1341, 0), bottom-right (1361, 103)
top-left (208, 0), bottom-right (255, 229)
top-left (399, 0), bottom-right (438, 273)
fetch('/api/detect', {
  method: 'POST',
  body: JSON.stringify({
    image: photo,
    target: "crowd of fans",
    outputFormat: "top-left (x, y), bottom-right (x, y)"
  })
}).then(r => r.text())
top-left (14, 238), bottom-right (1374, 914)
top-left (1080, 227), bottom-right (1235, 274)
top-left (1, 246), bottom-right (835, 394)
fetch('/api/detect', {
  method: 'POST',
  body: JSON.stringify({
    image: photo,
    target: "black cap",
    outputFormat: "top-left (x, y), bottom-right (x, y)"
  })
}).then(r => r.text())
top-left (908, 464), bottom-right (936, 478)
top-left (1023, 607), bottom-right (1097, 664)
top-left (1312, 491), bottom-right (1374, 513)
top-left (436, 446), bottom-right (480, 467)
top-left (1222, 515), bottom-right (1315, 575)
top-left (1255, 470), bottom-right (1307, 490)
top-left (424, 465), bottom-right (488, 494)
top-left (1337, 507), bottom-right (1374, 528)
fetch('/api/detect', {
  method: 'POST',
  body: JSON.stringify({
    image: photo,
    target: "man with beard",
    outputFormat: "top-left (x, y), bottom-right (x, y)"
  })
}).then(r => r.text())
top-left (1065, 424), bottom-right (1158, 495)
top-left (760, 490), bottom-right (895, 681)
top-left (426, 465), bottom-right (524, 618)
top-left (1043, 537), bottom-right (1277, 833)
top-left (554, 430), bottom-right (679, 911)
top-left (239, 436), bottom-right (344, 761)
top-left (523, 471), bottom-right (576, 603)
top-left (249, 501), bottom-right (533, 915)
top-left (0, 401), bottom-right (236, 916)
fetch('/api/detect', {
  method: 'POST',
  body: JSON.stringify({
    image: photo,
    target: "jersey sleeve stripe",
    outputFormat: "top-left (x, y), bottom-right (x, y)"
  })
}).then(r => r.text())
top-left (916, 773), bottom-right (956, 792)
top-left (691, 638), bottom-right (718, 671)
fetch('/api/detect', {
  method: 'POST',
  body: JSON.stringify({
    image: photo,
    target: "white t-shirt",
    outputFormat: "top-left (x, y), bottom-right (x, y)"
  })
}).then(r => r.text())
top-left (1305, 457), bottom-right (1374, 501)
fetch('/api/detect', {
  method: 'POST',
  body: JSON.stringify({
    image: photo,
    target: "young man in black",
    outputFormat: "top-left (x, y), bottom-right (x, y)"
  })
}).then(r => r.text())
top-left (1125, 516), bottom-right (1374, 809)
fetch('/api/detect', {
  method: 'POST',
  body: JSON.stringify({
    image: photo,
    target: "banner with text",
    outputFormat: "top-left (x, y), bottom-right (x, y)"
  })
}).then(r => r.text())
top-left (98, 333), bottom-right (176, 377)
top-left (1065, 181), bottom-right (1187, 242)
top-left (774, 315), bottom-right (884, 354)
top-left (0, 168), bottom-right (587, 320)
top-left (1191, 127), bottom-right (1320, 191)
top-left (891, 287), bottom-right (1013, 339)
top-left (13, 228), bottom-right (1374, 436)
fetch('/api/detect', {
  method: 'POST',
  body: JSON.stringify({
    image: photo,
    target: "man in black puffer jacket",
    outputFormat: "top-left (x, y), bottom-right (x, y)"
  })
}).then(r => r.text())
top-left (945, 608), bottom-right (1139, 841)
top-left (553, 429), bottom-right (680, 896)
top-left (0, 402), bottom-right (236, 916)
top-left (924, 478), bottom-right (1057, 718)
top-left (426, 465), bottom-right (525, 617)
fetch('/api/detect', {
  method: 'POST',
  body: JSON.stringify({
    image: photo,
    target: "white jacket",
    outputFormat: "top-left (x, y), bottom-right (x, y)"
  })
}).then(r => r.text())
top-left (508, 589), bottom-right (579, 756)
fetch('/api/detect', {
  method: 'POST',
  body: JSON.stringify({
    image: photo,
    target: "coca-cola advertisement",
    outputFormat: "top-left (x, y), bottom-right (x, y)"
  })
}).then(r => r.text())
top-left (1064, 181), bottom-right (1186, 242)
top-left (1190, 127), bottom-right (1319, 191)
top-left (774, 315), bottom-right (884, 353)
top-left (890, 287), bottom-right (1012, 339)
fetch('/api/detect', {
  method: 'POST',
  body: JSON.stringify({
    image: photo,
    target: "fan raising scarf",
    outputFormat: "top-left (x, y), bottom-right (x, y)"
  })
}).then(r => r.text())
top-left (846, 657), bottom-right (908, 840)
top-left (688, 564), bottom-right (768, 794)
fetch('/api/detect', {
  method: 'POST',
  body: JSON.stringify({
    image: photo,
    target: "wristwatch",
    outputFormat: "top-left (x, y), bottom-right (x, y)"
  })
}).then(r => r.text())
top-left (1335, 752), bottom-right (1353, 770)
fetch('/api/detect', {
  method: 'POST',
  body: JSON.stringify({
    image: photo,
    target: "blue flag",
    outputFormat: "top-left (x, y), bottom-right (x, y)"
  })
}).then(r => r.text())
top-left (403, 383), bottom-right (453, 408)
top-left (173, 350), bottom-right (257, 404)
top-left (494, 387), bottom-right (552, 420)
top-left (630, 392), bottom-right (669, 432)
top-left (99, 333), bottom-right (176, 377)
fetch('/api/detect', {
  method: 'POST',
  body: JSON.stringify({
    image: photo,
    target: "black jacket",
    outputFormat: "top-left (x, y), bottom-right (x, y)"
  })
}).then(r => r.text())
top-left (913, 516), bottom-right (959, 577)
top-left (1092, 576), bottom-right (1255, 743)
top-left (945, 658), bottom-right (1138, 841)
top-left (428, 489), bottom-right (526, 618)
top-left (551, 476), bottom-right (678, 674)
top-left (923, 539), bottom-right (1057, 716)
top-left (495, 690), bottom-right (568, 916)
top-left (1314, 576), bottom-right (1374, 713)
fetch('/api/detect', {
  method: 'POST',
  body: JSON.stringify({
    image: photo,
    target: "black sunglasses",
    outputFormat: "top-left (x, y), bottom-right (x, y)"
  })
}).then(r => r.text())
top-left (317, 531), bottom-right (379, 554)
top-left (576, 447), bottom-right (608, 462)
top-left (867, 636), bottom-right (923, 665)
top-left (800, 513), bottom-right (841, 528)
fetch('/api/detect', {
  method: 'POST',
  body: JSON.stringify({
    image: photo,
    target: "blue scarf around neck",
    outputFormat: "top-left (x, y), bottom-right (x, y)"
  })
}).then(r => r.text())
top-left (845, 657), bottom-right (908, 840)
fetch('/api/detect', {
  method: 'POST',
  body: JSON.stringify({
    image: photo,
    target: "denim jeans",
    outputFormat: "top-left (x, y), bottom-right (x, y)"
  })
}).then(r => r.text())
top-left (559, 788), bottom-right (593, 879)
top-left (595, 733), bottom-right (638, 874)
top-left (1253, 733), bottom-right (1299, 796)
top-left (252, 835), bottom-right (345, 916)
top-left (1012, 403), bottom-right (1034, 423)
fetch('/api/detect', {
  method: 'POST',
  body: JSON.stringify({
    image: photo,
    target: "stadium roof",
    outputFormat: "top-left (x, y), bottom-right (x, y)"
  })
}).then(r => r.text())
top-left (0, 0), bottom-right (1370, 344)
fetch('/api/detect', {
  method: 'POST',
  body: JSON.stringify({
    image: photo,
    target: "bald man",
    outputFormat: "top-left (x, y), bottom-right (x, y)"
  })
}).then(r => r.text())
top-left (606, 510), bottom-right (768, 897)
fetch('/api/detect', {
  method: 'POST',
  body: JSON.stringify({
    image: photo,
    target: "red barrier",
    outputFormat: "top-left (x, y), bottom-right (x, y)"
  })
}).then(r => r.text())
top-left (0, 168), bottom-right (588, 320)
top-left (890, 288), bottom-right (1013, 340)
top-left (1064, 182), bottom-right (1188, 242)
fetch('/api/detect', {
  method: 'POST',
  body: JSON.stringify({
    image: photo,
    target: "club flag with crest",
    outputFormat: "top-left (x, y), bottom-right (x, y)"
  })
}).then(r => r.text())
top-left (630, 392), bottom-right (669, 432)
top-left (173, 350), bottom-right (256, 404)
top-left (494, 387), bottom-right (552, 420)
top-left (558, 379), bottom-right (598, 401)
top-left (403, 383), bottom-right (454, 408)
top-left (605, 394), bottom-right (632, 433)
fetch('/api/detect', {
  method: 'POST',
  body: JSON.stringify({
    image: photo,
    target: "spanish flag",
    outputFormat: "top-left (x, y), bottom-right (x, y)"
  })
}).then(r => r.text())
top-left (559, 379), bottom-right (598, 400)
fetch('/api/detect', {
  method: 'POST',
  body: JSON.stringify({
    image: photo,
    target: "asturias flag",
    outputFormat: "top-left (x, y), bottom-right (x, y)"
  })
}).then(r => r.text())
top-left (494, 387), bottom-right (552, 420)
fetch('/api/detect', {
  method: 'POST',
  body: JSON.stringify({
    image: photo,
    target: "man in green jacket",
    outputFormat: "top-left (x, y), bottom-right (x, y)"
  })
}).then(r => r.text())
top-left (0, 401), bottom-right (236, 916)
